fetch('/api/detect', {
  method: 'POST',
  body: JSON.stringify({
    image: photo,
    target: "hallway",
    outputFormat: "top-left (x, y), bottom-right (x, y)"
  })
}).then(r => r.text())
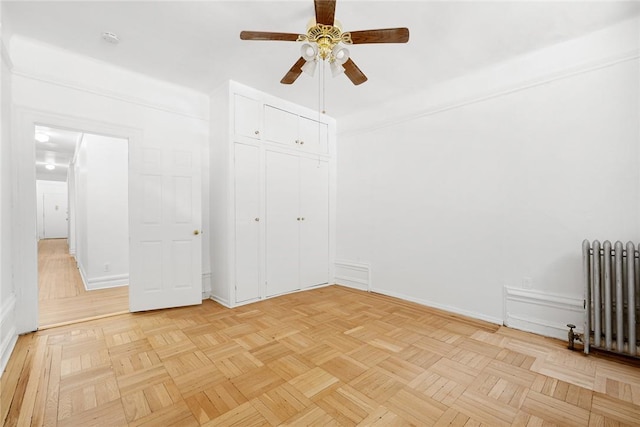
top-left (39, 239), bottom-right (128, 328)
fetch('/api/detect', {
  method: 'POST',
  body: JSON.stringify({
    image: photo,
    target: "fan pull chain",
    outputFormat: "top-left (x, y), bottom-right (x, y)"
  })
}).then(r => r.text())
top-left (318, 60), bottom-right (325, 168)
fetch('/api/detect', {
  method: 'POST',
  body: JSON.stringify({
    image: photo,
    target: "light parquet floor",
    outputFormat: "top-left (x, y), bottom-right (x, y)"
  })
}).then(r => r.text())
top-left (38, 239), bottom-right (128, 328)
top-left (3, 285), bottom-right (640, 426)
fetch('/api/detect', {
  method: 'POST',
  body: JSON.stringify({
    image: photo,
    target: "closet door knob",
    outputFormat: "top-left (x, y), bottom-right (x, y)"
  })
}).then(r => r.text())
top-left (254, 130), bottom-right (260, 135)
top-left (300, 141), bottom-right (304, 145)
top-left (254, 218), bottom-right (260, 222)
top-left (193, 230), bottom-right (200, 235)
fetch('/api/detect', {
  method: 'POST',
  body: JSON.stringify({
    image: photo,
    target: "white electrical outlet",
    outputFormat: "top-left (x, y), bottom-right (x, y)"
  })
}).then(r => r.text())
top-left (522, 276), bottom-right (533, 289)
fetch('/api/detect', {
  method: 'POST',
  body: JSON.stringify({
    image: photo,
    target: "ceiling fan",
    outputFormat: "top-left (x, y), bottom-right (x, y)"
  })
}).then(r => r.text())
top-left (240, 0), bottom-right (410, 85)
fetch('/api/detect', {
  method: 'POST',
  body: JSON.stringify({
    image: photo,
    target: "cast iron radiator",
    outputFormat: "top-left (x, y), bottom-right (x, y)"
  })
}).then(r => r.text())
top-left (581, 240), bottom-right (640, 357)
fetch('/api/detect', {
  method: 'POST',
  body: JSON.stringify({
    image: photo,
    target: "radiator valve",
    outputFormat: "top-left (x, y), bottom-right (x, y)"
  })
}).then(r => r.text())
top-left (567, 324), bottom-right (582, 350)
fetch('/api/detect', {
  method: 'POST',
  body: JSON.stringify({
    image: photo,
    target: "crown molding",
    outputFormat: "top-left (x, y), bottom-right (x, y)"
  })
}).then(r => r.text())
top-left (0, 38), bottom-right (13, 71)
top-left (11, 64), bottom-right (209, 121)
top-left (339, 49), bottom-right (640, 138)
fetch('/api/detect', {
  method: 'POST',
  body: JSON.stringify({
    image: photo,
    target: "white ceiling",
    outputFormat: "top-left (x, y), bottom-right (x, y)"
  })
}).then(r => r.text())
top-left (35, 125), bottom-right (81, 182)
top-left (4, 1), bottom-right (640, 118)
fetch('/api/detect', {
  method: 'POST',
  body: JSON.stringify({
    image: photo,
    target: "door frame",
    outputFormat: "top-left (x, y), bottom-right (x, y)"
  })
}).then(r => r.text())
top-left (12, 107), bottom-right (141, 334)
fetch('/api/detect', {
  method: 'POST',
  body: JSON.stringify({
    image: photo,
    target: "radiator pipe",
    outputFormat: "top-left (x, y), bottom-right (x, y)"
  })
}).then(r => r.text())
top-left (603, 241), bottom-right (613, 350)
top-left (593, 240), bottom-right (601, 348)
top-left (582, 239), bottom-right (591, 354)
top-left (627, 242), bottom-right (637, 356)
top-left (615, 241), bottom-right (624, 352)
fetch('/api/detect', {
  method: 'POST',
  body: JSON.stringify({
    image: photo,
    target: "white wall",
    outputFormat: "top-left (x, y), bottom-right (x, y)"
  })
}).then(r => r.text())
top-left (35, 179), bottom-right (68, 240)
top-left (9, 35), bottom-right (209, 333)
top-left (337, 18), bottom-right (640, 337)
top-left (0, 3), bottom-right (17, 376)
top-left (73, 134), bottom-right (128, 290)
top-left (67, 163), bottom-right (76, 254)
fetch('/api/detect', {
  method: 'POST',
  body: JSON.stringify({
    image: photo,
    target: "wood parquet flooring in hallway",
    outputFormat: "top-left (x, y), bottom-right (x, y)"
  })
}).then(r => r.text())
top-left (3, 285), bottom-right (640, 426)
top-left (38, 239), bottom-right (128, 328)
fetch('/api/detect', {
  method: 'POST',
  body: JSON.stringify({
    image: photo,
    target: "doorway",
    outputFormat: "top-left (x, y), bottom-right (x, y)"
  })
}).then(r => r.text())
top-left (35, 125), bottom-right (129, 328)
top-left (14, 108), bottom-right (203, 334)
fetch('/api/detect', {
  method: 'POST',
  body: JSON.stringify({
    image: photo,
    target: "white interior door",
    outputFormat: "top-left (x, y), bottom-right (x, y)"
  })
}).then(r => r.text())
top-left (265, 150), bottom-right (300, 296)
top-left (43, 193), bottom-right (68, 239)
top-left (129, 142), bottom-right (202, 312)
top-left (299, 158), bottom-right (329, 287)
top-left (234, 143), bottom-right (261, 303)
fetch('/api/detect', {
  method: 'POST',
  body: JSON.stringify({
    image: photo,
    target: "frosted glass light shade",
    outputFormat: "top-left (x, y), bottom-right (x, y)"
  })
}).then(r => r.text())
top-left (331, 45), bottom-right (349, 65)
top-left (301, 43), bottom-right (318, 61)
top-left (302, 59), bottom-right (317, 76)
top-left (330, 61), bottom-right (344, 77)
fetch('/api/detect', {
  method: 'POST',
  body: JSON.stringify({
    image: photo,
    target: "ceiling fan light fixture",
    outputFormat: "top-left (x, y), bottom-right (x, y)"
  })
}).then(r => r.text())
top-left (301, 59), bottom-right (318, 76)
top-left (330, 61), bottom-right (345, 77)
top-left (331, 45), bottom-right (349, 64)
top-left (301, 43), bottom-right (318, 61)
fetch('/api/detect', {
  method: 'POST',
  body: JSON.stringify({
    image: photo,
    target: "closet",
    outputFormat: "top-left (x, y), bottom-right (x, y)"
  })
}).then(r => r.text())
top-left (210, 81), bottom-right (336, 307)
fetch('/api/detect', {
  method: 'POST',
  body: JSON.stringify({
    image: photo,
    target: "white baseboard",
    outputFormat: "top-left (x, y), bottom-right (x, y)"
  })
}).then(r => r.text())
top-left (335, 260), bottom-right (370, 291)
top-left (371, 287), bottom-right (503, 325)
top-left (209, 294), bottom-right (231, 308)
top-left (0, 292), bottom-right (18, 377)
top-left (504, 286), bottom-right (584, 340)
top-left (202, 272), bottom-right (212, 300)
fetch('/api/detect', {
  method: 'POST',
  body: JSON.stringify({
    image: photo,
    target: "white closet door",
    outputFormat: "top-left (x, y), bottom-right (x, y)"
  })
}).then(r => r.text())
top-left (234, 144), bottom-right (261, 303)
top-left (265, 150), bottom-right (300, 296)
top-left (234, 94), bottom-right (262, 139)
top-left (264, 105), bottom-right (298, 147)
top-left (299, 117), bottom-right (328, 155)
top-left (299, 157), bottom-right (329, 288)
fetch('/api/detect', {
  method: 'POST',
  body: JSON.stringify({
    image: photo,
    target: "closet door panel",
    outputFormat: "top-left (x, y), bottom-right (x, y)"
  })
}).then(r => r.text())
top-left (234, 94), bottom-right (262, 139)
top-left (265, 151), bottom-right (300, 296)
top-left (299, 157), bottom-right (329, 287)
top-left (299, 117), bottom-right (329, 154)
top-left (264, 105), bottom-right (298, 147)
top-left (234, 144), bottom-right (261, 303)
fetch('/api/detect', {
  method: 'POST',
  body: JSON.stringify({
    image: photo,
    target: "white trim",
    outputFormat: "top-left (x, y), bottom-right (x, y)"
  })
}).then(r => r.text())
top-left (334, 260), bottom-right (371, 291)
top-left (202, 272), bottom-right (212, 300)
top-left (12, 107), bottom-right (144, 334)
top-left (0, 293), bottom-right (18, 377)
top-left (504, 286), bottom-right (584, 340)
top-left (209, 294), bottom-right (231, 308)
top-left (78, 264), bottom-right (128, 290)
top-left (1, 39), bottom-right (13, 71)
top-left (78, 263), bottom-right (89, 290)
top-left (371, 286), bottom-right (503, 325)
top-left (85, 274), bottom-right (129, 290)
top-left (504, 286), bottom-right (584, 313)
top-left (13, 70), bottom-right (207, 121)
top-left (339, 49), bottom-right (640, 138)
top-left (506, 313), bottom-right (577, 341)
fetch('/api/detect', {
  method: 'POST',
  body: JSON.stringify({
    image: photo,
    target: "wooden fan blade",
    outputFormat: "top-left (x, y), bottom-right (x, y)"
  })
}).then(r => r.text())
top-left (281, 57), bottom-right (307, 84)
top-left (343, 58), bottom-right (367, 85)
top-left (240, 31), bottom-right (301, 41)
top-left (315, 0), bottom-right (336, 25)
top-left (347, 28), bottom-right (410, 44)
